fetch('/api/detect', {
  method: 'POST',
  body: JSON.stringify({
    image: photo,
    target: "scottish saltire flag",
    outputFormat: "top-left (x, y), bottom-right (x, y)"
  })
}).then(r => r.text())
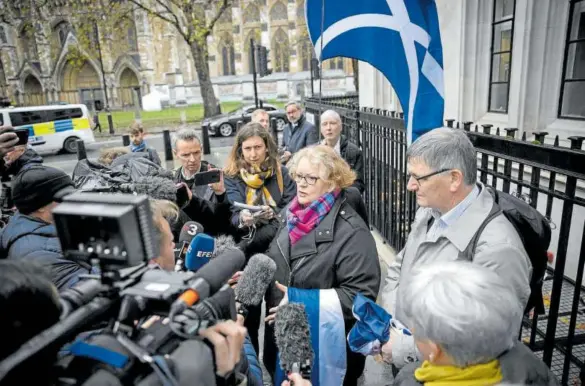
top-left (305, 0), bottom-right (445, 144)
top-left (274, 288), bottom-right (346, 386)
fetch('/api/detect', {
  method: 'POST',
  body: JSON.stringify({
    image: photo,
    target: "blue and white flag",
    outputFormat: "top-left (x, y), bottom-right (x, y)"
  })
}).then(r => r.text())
top-left (275, 288), bottom-right (346, 386)
top-left (305, 0), bottom-right (445, 144)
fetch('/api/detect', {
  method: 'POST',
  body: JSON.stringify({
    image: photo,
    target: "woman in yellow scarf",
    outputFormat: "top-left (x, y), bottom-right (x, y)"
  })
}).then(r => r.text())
top-left (392, 261), bottom-right (560, 386)
top-left (224, 122), bottom-right (297, 355)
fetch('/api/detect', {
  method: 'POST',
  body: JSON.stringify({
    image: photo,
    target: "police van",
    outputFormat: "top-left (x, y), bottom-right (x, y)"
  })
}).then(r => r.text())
top-left (0, 104), bottom-right (96, 154)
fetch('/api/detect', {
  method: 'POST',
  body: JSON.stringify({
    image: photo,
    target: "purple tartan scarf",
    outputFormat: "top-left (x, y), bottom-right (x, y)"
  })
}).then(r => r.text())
top-left (286, 189), bottom-right (340, 245)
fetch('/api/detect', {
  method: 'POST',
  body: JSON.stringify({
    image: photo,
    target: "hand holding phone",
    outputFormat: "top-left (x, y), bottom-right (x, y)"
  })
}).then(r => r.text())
top-left (194, 170), bottom-right (221, 186)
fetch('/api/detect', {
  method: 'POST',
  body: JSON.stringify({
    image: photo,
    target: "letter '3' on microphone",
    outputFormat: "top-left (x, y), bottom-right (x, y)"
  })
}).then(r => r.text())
top-left (275, 303), bottom-right (314, 378)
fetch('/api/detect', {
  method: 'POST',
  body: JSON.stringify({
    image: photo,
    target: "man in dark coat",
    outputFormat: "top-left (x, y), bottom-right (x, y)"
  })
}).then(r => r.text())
top-left (281, 101), bottom-right (319, 163)
top-left (2, 145), bottom-right (43, 180)
top-left (0, 165), bottom-right (90, 290)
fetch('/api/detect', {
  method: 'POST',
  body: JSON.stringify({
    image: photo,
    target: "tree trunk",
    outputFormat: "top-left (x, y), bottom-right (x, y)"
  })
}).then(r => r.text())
top-left (190, 40), bottom-right (220, 118)
top-left (352, 58), bottom-right (359, 93)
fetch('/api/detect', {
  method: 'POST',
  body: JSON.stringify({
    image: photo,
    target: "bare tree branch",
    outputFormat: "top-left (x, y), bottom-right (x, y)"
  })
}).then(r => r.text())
top-left (205, 0), bottom-right (229, 36)
top-left (126, 0), bottom-right (179, 35)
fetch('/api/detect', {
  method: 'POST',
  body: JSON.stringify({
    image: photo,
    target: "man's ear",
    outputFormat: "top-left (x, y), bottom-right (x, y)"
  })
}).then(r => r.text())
top-left (449, 169), bottom-right (465, 192)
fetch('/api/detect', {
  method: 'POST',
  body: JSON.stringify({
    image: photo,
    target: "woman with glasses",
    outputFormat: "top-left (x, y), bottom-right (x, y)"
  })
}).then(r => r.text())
top-left (263, 145), bottom-right (381, 386)
top-left (224, 122), bottom-right (296, 353)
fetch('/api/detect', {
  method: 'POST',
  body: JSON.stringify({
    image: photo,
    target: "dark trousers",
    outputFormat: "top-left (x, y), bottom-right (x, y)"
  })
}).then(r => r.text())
top-left (244, 303), bottom-right (262, 355)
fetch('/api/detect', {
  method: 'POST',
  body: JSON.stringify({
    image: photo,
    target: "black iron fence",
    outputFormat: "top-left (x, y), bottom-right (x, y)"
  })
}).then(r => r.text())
top-left (304, 95), bottom-right (585, 385)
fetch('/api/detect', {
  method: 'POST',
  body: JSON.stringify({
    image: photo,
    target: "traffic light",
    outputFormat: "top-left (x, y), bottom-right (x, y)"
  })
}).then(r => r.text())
top-left (311, 58), bottom-right (320, 80)
top-left (257, 45), bottom-right (272, 77)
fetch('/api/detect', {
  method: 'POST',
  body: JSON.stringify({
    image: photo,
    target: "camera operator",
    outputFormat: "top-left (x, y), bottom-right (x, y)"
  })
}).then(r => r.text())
top-left (0, 260), bottom-right (62, 386)
top-left (0, 126), bottom-right (20, 160)
top-left (0, 165), bottom-right (91, 290)
top-left (2, 145), bottom-right (43, 180)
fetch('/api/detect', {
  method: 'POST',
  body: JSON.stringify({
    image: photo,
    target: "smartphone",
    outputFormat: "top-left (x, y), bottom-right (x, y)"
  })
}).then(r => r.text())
top-left (14, 129), bottom-right (29, 146)
top-left (176, 183), bottom-right (189, 207)
top-left (194, 170), bottom-right (221, 186)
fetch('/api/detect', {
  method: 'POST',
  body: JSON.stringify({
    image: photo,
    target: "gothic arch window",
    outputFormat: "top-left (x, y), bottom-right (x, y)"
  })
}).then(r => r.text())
top-left (127, 21), bottom-right (138, 52)
top-left (243, 4), bottom-right (261, 24)
top-left (296, 0), bottom-right (306, 20)
top-left (19, 24), bottom-right (38, 62)
top-left (0, 26), bottom-right (7, 45)
top-left (244, 29), bottom-right (261, 74)
top-left (270, 2), bottom-right (288, 21)
top-left (272, 28), bottom-right (290, 73)
top-left (219, 35), bottom-right (235, 76)
top-left (53, 21), bottom-right (70, 47)
top-left (298, 38), bottom-right (312, 71)
top-left (0, 59), bottom-right (6, 85)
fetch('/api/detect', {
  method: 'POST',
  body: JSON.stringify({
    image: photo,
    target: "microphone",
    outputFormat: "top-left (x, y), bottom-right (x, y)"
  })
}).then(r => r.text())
top-left (175, 221), bottom-right (204, 271)
top-left (275, 303), bottom-right (314, 380)
top-left (170, 248), bottom-right (245, 315)
top-left (185, 233), bottom-right (215, 272)
top-left (212, 234), bottom-right (237, 258)
top-left (235, 254), bottom-right (276, 317)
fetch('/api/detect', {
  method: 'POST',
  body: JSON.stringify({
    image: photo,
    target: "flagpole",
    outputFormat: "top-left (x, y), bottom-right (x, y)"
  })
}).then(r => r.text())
top-left (318, 0), bottom-right (325, 141)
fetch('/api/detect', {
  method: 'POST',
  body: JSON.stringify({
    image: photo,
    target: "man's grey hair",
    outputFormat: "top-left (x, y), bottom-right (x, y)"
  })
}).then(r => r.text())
top-left (172, 128), bottom-right (201, 150)
top-left (285, 101), bottom-right (302, 111)
top-left (400, 261), bottom-right (523, 367)
top-left (406, 128), bottom-right (477, 185)
top-left (320, 110), bottom-right (341, 125)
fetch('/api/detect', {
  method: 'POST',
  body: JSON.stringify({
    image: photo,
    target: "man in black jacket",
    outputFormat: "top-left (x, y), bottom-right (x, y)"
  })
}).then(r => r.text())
top-left (2, 145), bottom-right (43, 180)
top-left (172, 128), bottom-right (216, 204)
top-left (281, 101), bottom-right (319, 163)
top-left (128, 121), bottom-right (162, 166)
top-left (320, 109), bottom-right (365, 193)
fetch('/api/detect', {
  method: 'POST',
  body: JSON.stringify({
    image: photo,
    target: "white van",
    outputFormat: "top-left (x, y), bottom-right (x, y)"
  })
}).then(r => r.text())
top-left (0, 104), bottom-right (96, 154)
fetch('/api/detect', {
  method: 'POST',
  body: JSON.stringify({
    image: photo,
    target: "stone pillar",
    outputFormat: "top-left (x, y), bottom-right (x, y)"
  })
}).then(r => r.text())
top-left (174, 71), bottom-right (187, 105)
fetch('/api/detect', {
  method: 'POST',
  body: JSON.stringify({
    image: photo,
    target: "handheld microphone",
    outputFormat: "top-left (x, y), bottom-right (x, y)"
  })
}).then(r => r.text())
top-left (170, 248), bottom-right (245, 315)
top-left (175, 221), bottom-right (204, 271)
top-left (212, 234), bottom-right (237, 258)
top-left (185, 233), bottom-right (215, 272)
top-left (235, 254), bottom-right (276, 317)
top-left (275, 303), bottom-right (313, 380)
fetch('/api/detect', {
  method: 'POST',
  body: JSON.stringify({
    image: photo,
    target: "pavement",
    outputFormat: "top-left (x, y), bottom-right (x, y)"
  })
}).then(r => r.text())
top-left (43, 131), bottom-right (398, 385)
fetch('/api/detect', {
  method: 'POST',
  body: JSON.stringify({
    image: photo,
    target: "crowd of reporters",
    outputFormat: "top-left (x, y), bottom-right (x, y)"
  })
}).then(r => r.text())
top-left (0, 99), bottom-right (563, 386)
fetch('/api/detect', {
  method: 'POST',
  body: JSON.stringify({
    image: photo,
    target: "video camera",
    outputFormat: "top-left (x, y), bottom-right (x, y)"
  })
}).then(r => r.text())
top-left (0, 192), bottom-right (245, 386)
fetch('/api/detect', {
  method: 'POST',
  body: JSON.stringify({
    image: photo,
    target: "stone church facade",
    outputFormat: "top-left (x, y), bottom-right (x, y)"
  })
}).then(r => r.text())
top-left (0, 0), bottom-right (354, 109)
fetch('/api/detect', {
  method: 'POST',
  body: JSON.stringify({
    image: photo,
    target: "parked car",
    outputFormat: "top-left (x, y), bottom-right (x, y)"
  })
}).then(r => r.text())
top-left (202, 103), bottom-right (287, 137)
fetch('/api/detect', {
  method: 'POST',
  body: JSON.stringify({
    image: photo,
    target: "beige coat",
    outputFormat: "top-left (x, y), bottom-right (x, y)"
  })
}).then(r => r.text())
top-left (380, 183), bottom-right (532, 368)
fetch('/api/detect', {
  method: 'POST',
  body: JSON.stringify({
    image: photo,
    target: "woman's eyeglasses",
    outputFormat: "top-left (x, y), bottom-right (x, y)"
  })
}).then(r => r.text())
top-left (293, 173), bottom-right (320, 185)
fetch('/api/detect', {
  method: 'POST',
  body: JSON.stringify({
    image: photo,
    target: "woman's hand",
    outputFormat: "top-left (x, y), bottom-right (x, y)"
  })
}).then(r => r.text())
top-left (255, 205), bottom-right (275, 220)
top-left (265, 281), bottom-right (288, 325)
top-left (282, 373), bottom-right (312, 386)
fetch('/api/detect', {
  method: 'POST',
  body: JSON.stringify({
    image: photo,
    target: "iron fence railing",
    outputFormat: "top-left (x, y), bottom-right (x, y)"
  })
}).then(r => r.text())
top-left (304, 95), bottom-right (585, 385)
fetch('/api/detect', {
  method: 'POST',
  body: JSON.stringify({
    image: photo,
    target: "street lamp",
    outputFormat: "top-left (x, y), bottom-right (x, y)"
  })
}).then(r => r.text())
top-left (94, 20), bottom-right (114, 134)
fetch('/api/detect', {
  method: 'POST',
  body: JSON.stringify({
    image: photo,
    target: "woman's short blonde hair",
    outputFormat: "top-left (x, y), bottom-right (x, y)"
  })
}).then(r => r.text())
top-left (149, 199), bottom-right (179, 247)
top-left (288, 145), bottom-right (355, 189)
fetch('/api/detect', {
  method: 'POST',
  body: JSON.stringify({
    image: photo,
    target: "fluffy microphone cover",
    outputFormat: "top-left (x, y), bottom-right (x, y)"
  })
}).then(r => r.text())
top-left (235, 253), bottom-right (276, 306)
top-left (122, 176), bottom-right (177, 201)
top-left (275, 303), bottom-right (314, 373)
top-left (213, 234), bottom-right (237, 258)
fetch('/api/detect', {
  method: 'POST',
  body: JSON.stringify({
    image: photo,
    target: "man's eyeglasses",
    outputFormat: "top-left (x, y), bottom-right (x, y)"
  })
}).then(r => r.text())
top-left (407, 168), bottom-right (452, 186)
top-left (293, 173), bottom-right (320, 186)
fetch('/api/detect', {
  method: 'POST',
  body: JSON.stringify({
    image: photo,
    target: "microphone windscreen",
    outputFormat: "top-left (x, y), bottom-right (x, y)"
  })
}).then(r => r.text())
top-left (235, 254), bottom-right (276, 307)
top-left (179, 221), bottom-right (204, 244)
top-left (213, 234), bottom-right (238, 258)
top-left (275, 303), bottom-right (314, 374)
top-left (193, 248), bottom-right (245, 295)
top-left (131, 176), bottom-right (177, 201)
top-left (185, 233), bottom-right (215, 272)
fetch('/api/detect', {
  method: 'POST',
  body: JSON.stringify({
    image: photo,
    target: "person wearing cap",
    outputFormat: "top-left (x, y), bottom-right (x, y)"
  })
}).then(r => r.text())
top-left (0, 165), bottom-right (89, 290)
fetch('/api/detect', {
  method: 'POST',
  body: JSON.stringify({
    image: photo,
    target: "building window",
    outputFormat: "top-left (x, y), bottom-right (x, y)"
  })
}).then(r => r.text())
top-left (0, 59), bottom-right (6, 85)
top-left (488, 0), bottom-right (515, 113)
top-left (219, 35), bottom-right (236, 76)
top-left (272, 28), bottom-right (290, 73)
top-left (243, 4), bottom-right (261, 24)
top-left (0, 26), bottom-right (7, 45)
top-left (19, 24), bottom-right (38, 62)
top-left (327, 57), bottom-right (344, 70)
top-left (270, 2), bottom-right (288, 21)
top-left (53, 21), bottom-right (70, 47)
top-left (127, 22), bottom-right (138, 52)
top-left (559, 0), bottom-right (585, 119)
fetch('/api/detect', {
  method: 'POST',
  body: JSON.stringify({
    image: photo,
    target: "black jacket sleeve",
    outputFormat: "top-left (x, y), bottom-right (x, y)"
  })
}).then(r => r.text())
top-left (278, 166), bottom-right (297, 211)
top-left (305, 123), bottom-right (319, 147)
top-left (352, 149), bottom-right (365, 194)
top-left (334, 227), bottom-right (381, 321)
top-left (225, 176), bottom-right (246, 228)
top-left (182, 192), bottom-right (234, 237)
top-left (344, 187), bottom-right (369, 227)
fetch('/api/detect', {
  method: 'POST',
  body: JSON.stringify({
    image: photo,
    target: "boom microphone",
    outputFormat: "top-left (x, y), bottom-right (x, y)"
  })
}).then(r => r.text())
top-left (170, 248), bottom-right (245, 315)
top-left (275, 303), bottom-right (313, 379)
top-left (175, 221), bottom-right (204, 271)
top-left (212, 234), bottom-right (237, 258)
top-left (235, 254), bottom-right (276, 317)
top-left (185, 233), bottom-right (215, 272)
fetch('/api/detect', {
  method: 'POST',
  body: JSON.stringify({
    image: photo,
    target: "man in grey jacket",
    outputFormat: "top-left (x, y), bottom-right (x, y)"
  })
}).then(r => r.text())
top-left (378, 128), bottom-right (532, 371)
top-left (280, 101), bottom-right (319, 162)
